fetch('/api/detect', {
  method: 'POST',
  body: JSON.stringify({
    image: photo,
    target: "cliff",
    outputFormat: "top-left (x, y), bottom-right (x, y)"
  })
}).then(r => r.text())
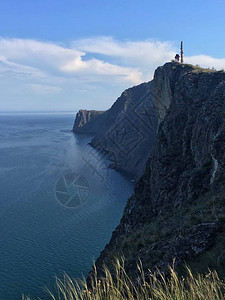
top-left (91, 62), bottom-right (225, 279)
top-left (73, 110), bottom-right (106, 135)
top-left (73, 82), bottom-right (158, 177)
top-left (72, 63), bottom-right (204, 178)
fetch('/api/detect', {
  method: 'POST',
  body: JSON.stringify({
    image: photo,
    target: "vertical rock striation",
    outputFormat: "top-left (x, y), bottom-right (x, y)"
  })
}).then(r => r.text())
top-left (90, 63), bottom-right (225, 278)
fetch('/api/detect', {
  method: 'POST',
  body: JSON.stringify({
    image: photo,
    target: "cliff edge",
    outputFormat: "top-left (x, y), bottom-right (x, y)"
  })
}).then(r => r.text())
top-left (73, 80), bottom-right (159, 177)
top-left (90, 63), bottom-right (225, 278)
top-left (73, 62), bottom-right (191, 177)
top-left (73, 110), bottom-right (106, 135)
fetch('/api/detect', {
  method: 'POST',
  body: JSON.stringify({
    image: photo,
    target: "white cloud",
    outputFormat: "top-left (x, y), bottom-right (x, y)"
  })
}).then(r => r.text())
top-left (73, 37), bottom-right (225, 74)
top-left (72, 37), bottom-right (176, 80)
top-left (0, 38), bottom-right (83, 71)
top-left (0, 37), bottom-right (143, 84)
top-left (1, 36), bottom-right (225, 111)
top-left (62, 57), bottom-right (142, 83)
top-left (73, 37), bottom-right (175, 63)
top-left (29, 83), bottom-right (62, 94)
top-left (185, 55), bottom-right (225, 70)
top-left (0, 55), bottom-right (45, 78)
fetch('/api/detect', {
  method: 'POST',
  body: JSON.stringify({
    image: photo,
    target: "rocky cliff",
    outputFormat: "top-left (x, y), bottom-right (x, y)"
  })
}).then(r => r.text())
top-left (73, 110), bottom-right (106, 135)
top-left (73, 81), bottom-right (158, 178)
top-left (73, 63), bottom-right (203, 178)
top-left (73, 64), bottom-right (186, 178)
top-left (91, 62), bottom-right (225, 279)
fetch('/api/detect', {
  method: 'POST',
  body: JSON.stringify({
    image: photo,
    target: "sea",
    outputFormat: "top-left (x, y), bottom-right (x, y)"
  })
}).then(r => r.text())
top-left (0, 113), bottom-right (134, 300)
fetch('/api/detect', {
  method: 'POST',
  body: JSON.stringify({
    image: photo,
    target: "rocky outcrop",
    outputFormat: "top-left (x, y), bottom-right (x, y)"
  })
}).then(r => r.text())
top-left (73, 63), bottom-right (208, 178)
top-left (91, 63), bottom-right (225, 279)
top-left (73, 110), bottom-right (106, 135)
top-left (73, 81), bottom-right (158, 178)
top-left (153, 62), bottom-right (174, 123)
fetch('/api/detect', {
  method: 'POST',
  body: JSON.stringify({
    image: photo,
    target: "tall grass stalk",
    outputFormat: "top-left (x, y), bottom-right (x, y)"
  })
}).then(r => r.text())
top-left (24, 258), bottom-right (225, 300)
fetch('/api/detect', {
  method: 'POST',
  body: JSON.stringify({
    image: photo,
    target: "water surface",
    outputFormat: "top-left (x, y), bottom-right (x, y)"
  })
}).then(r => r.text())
top-left (0, 113), bottom-right (133, 299)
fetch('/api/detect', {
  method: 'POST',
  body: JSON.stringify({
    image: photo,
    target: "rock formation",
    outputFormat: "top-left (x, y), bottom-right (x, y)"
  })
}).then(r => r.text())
top-left (73, 110), bottom-right (106, 135)
top-left (89, 62), bottom-right (225, 278)
top-left (73, 81), bottom-right (158, 178)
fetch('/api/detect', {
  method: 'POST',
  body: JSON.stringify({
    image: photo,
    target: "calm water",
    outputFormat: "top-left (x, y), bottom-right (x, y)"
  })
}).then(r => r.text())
top-left (0, 113), bottom-right (134, 300)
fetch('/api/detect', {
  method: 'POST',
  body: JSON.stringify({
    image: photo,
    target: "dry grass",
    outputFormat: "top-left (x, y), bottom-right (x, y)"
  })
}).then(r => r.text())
top-left (23, 258), bottom-right (225, 300)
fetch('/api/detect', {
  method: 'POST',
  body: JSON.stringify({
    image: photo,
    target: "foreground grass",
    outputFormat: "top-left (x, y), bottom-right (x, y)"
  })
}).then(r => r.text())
top-left (24, 258), bottom-right (225, 300)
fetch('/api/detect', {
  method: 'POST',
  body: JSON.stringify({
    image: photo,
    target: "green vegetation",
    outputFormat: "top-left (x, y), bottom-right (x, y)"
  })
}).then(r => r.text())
top-left (24, 258), bottom-right (225, 300)
top-left (191, 64), bottom-right (218, 73)
top-left (171, 61), bottom-right (222, 73)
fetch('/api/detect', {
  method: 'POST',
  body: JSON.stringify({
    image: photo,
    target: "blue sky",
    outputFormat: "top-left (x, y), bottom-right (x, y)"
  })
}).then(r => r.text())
top-left (0, 0), bottom-right (225, 111)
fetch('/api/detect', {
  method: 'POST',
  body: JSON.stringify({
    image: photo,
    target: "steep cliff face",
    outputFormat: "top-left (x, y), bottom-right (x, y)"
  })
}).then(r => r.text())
top-left (73, 81), bottom-right (158, 178)
top-left (73, 110), bottom-right (106, 135)
top-left (72, 63), bottom-right (203, 178)
top-left (92, 63), bottom-right (225, 278)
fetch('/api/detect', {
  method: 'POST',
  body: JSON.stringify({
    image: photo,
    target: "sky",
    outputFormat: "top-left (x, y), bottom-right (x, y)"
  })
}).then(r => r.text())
top-left (0, 0), bottom-right (225, 112)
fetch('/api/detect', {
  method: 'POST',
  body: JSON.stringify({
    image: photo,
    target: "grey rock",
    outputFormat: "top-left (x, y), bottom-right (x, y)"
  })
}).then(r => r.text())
top-left (73, 81), bottom-right (158, 177)
top-left (89, 63), bottom-right (225, 278)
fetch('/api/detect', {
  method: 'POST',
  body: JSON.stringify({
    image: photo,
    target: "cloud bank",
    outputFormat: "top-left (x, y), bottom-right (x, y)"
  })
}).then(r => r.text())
top-left (0, 37), bottom-right (225, 111)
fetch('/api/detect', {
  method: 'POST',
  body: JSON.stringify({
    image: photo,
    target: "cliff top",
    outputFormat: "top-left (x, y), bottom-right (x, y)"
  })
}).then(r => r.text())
top-left (160, 61), bottom-right (224, 74)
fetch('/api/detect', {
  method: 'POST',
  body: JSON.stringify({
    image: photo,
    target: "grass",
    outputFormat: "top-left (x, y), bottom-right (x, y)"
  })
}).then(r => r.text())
top-left (23, 258), bottom-right (225, 300)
